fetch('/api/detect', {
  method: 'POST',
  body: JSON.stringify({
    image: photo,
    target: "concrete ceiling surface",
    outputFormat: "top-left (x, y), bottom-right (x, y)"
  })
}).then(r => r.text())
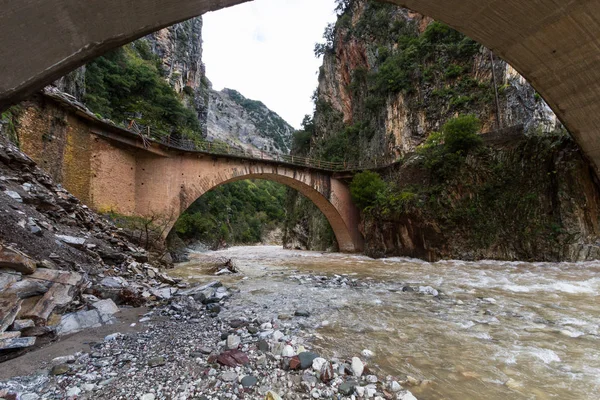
top-left (1, 0), bottom-right (599, 168)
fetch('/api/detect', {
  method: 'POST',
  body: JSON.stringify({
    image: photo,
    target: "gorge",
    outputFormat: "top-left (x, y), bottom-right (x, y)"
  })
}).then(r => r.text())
top-left (1, 1), bottom-right (600, 399)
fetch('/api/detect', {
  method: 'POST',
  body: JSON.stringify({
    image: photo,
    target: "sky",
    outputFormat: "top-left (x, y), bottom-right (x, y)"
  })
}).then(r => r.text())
top-left (202, 0), bottom-right (338, 129)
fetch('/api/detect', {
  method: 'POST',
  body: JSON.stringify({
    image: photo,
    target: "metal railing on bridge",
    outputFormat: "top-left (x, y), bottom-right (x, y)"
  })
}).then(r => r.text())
top-left (126, 119), bottom-right (395, 172)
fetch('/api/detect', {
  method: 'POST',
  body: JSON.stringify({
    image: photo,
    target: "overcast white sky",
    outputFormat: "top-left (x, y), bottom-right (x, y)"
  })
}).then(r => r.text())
top-left (202, 0), bottom-right (338, 129)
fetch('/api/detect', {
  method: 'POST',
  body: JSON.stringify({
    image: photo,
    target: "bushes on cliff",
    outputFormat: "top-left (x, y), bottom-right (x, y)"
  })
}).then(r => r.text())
top-left (350, 171), bottom-right (387, 211)
top-left (83, 43), bottom-right (201, 139)
top-left (418, 115), bottom-right (482, 179)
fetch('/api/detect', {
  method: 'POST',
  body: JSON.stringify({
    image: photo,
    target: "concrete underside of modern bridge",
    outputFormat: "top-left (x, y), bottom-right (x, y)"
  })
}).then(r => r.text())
top-left (1, 0), bottom-right (599, 165)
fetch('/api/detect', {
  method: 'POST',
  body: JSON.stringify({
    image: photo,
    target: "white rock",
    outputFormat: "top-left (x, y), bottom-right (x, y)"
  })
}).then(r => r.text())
top-left (81, 384), bottom-right (96, 392)
top-left (66, 387), bottom-right (81, 397)
top-left (100, 276), bottom-right (126, 288)
top-left (351, 357), bottom-right (364, 377)
top-left (361, 349), bottom-right (375, 358)
top-left (398, 390), bottom-right (418, 400)
top-left (366, 375), bottom-right (378, 383)
top-left (56, 310), bottom-right (115, 336)
top-left (483, 297), bottom-right (497, 304)
top-left (365, 384), bottom-right (377, 398)
top-left (4, 190), bottom-right (22, 202)
top-left (260, 322), bottom-right (272, 330)
top-left (356, 386), bottom-right (365, 397)
top-left (272, 330), bottom-right (284, 341)
top-left (141, 394), bottom-right (156, 400)
top-left (227, 334), bottom-right (241, 349)
top-left (20, 394), bottom-right (40, 400)
top-left (55, 234), bottom-right (86, 248)
top-left (312, 357), bottom-right (327, 372)
top-left (389, 381), bottom-right (402, 392)
top-left (281, 345), bottom-right (295, 357)
top-left (418, 286), bottom-right (439, 296)
top-left (311, 388), bottom-right (322, 398)
top-left (91, 299), bottom-right (120, 315)
top-left (51, 355), bottom-right (75, 365)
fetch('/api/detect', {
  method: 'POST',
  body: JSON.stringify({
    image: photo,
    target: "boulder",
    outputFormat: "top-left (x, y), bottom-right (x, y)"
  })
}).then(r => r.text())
top-left (0, 293), bottom-right (22, 332)
top-left (5, 279), bottom-right (49, 298)
top-left (0, 336), bottom-right (35, 350)
top-left (0, 246), bottom-right (37, 275)
top-left (11, 319), bottom-right (34, 330)
top-left (0, 272), bottom-right (18, 291)
top-left (55, 309), bottom-right (115, 336)
top-left (55, 234), bottom-right (86, 249)
top-left (91, 299), bottom-right (120, 315)
top-left (23, 270), bottom-right (84, 323)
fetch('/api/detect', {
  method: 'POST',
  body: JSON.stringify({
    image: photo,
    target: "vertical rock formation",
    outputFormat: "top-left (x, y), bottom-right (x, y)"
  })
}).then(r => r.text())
top-left (284, 0), bottom-right (600, 261)
top-left (207, 88), bottom-right (293, 154)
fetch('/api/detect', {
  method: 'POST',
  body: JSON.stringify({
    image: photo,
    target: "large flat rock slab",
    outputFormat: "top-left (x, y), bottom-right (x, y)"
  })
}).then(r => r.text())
top-left (0, 293), bottom-right (22, 333)
top-left (0, 246), bottom-right (37, 275)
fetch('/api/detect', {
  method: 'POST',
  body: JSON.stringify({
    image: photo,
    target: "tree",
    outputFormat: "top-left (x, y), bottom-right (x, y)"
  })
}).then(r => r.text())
top-left (350, 171), bottom-right (387, 211)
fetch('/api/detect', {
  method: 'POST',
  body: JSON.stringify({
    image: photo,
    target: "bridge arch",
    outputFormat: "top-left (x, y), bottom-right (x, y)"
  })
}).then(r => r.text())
top-left (128, 152), bottom-right (364, 253)
top-left (167, 168), bottom-right (363, 253)
top-left (1, 1), bottom-right (600, 170)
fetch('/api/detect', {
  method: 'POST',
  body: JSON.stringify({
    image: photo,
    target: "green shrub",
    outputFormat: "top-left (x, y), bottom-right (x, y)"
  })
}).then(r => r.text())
top-left (442, 114), bottom-right (482, 154)
top-left (350, 171), bottom-right (387, 210)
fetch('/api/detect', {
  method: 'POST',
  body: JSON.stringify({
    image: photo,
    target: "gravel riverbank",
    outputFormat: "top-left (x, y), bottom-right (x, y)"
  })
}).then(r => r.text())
top-left (0, 279), bottom-right (418, 400)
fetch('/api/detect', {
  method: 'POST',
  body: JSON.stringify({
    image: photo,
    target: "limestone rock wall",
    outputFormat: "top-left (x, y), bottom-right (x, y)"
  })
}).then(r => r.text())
top-left (207, 88), bottom-right (293, 154)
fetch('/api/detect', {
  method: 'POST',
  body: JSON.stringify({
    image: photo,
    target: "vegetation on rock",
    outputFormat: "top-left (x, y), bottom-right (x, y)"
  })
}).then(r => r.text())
top-left (174, 180), bottom-right (288, 247)
top-left (84, 42), bottom-right (202, 139)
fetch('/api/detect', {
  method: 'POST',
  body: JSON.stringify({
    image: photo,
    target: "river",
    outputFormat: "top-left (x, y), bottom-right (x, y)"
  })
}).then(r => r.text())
top-left (169, 246), bottom-right (600, 400)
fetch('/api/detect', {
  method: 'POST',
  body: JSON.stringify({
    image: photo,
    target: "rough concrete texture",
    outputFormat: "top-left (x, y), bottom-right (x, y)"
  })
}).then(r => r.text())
top-left (2, 0), bottom-right (600, 173)
top-left (16, 96), bottom-right (364, 253)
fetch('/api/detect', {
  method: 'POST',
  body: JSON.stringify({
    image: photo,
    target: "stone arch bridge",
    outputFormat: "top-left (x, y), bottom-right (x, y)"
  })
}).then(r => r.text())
top-left (1, 1), bottom-right (600, 172)
top-left (16, 93), bottom-right (364, 252)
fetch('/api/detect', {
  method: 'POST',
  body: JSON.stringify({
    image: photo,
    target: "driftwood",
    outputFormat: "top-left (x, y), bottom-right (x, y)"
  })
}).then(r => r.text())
top-left (0, 293), bottom-right (22, 333)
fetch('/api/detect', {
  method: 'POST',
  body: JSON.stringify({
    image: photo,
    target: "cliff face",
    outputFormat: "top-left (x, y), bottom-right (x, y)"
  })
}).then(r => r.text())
top-left (284, 0), bottom-right (600, 260)
top-left (144, 17), bottom-right (210, 131)
top-left (207, 88), bottom-right (293, 154)
top-left (310, 0), bottom-right (559, 163)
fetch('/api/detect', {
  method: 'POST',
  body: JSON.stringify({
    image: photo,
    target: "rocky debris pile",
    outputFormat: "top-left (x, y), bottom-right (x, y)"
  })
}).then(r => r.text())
top-left (288, 273), bottom-right (370, 289)
top-left (0, 133), bottom-right (182, 357)
top-left (0, 281), bottom-right (419, 400)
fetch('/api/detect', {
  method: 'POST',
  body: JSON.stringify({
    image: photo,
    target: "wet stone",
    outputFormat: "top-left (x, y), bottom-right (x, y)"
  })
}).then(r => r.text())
top-left (339, 381), bottom-right (357, 396)
top-left (50, 364), bottom-right (70, 375)
top-left (298, 352), bottom-right (319, 369)
top-left (148, 356), bottom-right (166, 367)
top-left (241, 375), bottom-right (258, 388)
top-left (295, 309), bottom-right (310, 317)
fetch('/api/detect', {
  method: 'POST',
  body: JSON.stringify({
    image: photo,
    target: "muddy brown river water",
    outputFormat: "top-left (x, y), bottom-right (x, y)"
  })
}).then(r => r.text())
top-left (170, 246), bottom-right (600, 400)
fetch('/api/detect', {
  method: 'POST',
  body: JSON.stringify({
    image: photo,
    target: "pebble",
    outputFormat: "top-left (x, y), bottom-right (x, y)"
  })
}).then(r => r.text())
top-left (351, 357), bottom-right (364, 377)
top-left (312, 357), bottom-right (327, 372)
top-left (241, 375), bottom-right (258, 388)
top-left (141, 394), bottom-right (156, 400)
top-left (281, 345), bottom-right (295, 357)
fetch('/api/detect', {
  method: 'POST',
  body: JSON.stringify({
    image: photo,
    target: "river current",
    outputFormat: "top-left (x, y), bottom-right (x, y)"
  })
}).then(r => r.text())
top-left (170, 246), bottom-right (600, 400)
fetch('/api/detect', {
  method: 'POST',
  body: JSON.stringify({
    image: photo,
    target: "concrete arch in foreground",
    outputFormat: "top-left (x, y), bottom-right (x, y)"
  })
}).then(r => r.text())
top-left (1, 1), bottom-right (600, 171)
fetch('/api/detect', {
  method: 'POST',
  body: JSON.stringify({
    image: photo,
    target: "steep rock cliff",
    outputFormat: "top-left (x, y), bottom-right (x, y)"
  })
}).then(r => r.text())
top-left (207, 88), bottom-right (293, 154)
top-left (284, 0), bottom-right (599, 260)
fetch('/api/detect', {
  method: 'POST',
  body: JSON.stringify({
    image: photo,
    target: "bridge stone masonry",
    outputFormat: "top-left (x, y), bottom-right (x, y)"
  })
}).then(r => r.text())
top-left (14, 93), bottom-right (365, 253)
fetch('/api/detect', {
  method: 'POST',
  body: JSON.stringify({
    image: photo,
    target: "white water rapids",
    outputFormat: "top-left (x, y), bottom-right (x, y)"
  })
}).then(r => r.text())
top-left (170, 246), bottom-right (600, 400)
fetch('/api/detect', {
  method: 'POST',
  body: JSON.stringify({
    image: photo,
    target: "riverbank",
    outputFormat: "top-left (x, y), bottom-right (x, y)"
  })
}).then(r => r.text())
top-left (0, 277), bottom-right (418, 400)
